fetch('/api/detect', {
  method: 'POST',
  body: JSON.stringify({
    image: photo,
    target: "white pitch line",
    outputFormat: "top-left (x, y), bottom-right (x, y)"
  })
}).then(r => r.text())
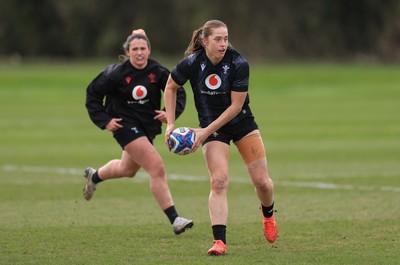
top-left (1, 164), bottom-right (400, 193)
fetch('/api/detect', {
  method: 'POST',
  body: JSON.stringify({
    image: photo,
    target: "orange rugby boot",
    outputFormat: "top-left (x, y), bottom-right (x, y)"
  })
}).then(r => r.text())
top-left (263, 214), bottom-right (278, 243)
top-left (207, 240), bottom-right (226, 256)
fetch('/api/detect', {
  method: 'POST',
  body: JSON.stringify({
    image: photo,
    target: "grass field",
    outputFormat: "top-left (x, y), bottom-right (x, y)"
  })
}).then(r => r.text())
top-left (0, 61), bottom-right (399, 265)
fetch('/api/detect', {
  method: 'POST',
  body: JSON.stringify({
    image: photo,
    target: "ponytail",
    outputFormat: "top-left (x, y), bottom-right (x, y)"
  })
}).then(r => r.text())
top-left (184, 28), bottom-right (204, 57)
top-left (184, 20), bottom-right (228, 57)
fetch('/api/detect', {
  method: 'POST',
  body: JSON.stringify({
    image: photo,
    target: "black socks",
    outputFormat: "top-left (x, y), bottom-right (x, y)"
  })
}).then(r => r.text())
top-left (91, 171), bottom-right (103, 184)
top-left (261, 202), bottom-right (274, 218)
top-left (164, 205), bottom-right (179, 224)
top-left (212, 225), bottom-right (227, 244)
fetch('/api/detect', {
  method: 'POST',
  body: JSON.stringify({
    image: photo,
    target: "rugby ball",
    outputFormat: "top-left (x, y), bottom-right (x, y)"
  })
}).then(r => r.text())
top-left (168, 127), bottom-right (195, 155)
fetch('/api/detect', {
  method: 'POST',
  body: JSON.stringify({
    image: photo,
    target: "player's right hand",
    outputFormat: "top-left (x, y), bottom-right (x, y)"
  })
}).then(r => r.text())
top-left (165, 124), bottom-right (174, 151)
top-left (105, 118), bottom-right (123, 132)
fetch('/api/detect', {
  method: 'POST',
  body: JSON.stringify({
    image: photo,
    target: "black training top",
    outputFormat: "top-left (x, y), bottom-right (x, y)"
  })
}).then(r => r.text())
top-left (171, 47), bottom-right (252, 128)
top-left (86, 59), bottom-right (186, 138)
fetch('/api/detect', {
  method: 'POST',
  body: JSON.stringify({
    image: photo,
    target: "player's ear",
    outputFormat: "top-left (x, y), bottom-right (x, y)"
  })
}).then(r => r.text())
top-left (201, 37), bottom-right (207, 47)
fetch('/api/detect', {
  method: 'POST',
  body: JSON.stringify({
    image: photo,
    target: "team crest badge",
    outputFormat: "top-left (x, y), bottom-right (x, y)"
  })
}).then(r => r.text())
top-left (222, 64), bottom-right (230, 74)
top-left (125, 76), bottom-right (132, 84)
top-left (148, 73), bottom-right (156, 83)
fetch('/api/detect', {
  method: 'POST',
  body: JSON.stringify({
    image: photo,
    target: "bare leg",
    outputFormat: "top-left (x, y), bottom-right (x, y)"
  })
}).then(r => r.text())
top-left (235, 130), bottom-right (274, 206)
top-left (85, 136), bottom-right (192, 234)
top-left (97, 151), bottom-right (141, 180)
top-left (202, 141), bottom-right (230, 225)
top-left (235, 130), bottom-right (278, 243)
top-left (123, 137), bottom-right (174, 210)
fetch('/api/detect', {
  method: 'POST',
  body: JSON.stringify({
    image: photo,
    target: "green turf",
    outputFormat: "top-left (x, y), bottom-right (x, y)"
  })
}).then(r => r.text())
top-left (0, 62), bottom-right (399, 264)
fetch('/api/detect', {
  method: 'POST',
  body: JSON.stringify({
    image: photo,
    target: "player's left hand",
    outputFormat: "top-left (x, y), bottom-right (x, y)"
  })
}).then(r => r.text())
top-left (190, 128), bottom-right (208, 153)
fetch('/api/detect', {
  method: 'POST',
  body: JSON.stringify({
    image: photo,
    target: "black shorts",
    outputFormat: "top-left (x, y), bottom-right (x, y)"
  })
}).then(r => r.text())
top-left (113, 122), bottom-right (154, 149)
top-left (203, 116), bottom-right (259, 145)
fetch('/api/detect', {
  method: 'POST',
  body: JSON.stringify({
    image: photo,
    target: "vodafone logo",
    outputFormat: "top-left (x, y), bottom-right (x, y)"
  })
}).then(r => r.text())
top-left (205, 74), bottom-right (222, 90)
top-left (132, 85), bottom-right (147, 100)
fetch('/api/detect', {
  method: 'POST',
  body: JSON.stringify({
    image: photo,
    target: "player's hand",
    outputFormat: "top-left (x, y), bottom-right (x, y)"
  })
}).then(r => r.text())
top-left (190, 128), bottom-right (207, 153)
top-left (165, 124), bottom-right (175, 151)
top-left (154, 110), bottom-right (167, 123)
top-left (105, 118), bottom-right (123, 132)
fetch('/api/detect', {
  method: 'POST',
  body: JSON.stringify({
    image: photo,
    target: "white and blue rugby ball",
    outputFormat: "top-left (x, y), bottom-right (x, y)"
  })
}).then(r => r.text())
top-left (168, 127), bottom-right (195, 155)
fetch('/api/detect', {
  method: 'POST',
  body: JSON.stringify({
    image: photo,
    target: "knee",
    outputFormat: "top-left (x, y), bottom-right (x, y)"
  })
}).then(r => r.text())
top-left (210, 175), bottom-right (228, 193)
top-left (148, 163), bottom-right (166, 180)
top-left (253, 176), bottom-right (273, 192)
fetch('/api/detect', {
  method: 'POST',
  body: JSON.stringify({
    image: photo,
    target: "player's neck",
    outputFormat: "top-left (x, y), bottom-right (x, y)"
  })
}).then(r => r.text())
top-left (205, 52), bottom-right (223, 66)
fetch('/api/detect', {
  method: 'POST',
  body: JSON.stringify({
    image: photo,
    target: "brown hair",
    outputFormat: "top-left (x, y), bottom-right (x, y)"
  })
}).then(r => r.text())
top-left (184, 20), bottom-right (228, 57)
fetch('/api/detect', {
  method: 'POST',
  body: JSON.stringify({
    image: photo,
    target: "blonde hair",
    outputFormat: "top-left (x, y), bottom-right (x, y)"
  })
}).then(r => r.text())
top-left (184, 20), bottom-right (228, 57)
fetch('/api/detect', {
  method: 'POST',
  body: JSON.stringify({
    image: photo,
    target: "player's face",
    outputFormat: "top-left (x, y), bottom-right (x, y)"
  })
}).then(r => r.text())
top-left (127, 38), bottom-right (150, 69)
top-left (203, 27), bottom-right (228, 65)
